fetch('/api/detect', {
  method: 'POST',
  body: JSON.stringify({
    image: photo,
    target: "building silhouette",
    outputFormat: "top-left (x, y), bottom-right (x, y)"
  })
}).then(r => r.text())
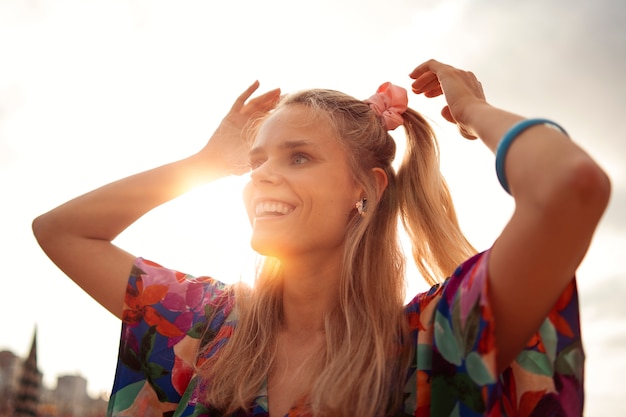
top-left (49, 374), bottom-right (107, 417)
top-left (0, 350), bottom-right (20, 415)
top-left (0, 328), bottom-right (107, 417)
top-left (13, 329), bottom-right (42, 417)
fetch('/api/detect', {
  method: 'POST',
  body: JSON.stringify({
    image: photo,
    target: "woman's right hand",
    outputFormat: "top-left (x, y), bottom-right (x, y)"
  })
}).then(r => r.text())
top-left (32, 82), bottom-right (280, 319)
top-left (201, 81), bottom-right (281, 175)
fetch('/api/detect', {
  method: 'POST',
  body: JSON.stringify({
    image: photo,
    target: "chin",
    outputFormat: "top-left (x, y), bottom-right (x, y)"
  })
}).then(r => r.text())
top-left (249, 235), bottom-right (287, 259)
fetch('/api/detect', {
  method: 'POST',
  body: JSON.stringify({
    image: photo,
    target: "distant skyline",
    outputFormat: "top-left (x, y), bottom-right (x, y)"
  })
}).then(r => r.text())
top-left (1, 0), bottom-right (624, 415)
top-left (0, 335), bottom-right (108, 416)
top-left (0, 328), bottom-right (99, 396)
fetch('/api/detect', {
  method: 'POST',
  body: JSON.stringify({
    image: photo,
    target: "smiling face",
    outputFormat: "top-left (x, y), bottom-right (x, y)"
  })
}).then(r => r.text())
top-left (242, 104), bottom-right (363, 261)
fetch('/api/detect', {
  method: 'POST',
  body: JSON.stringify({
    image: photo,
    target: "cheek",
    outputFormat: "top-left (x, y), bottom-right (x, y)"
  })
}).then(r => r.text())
top-left (314, 190), bottom-right (358, 225)
top-left (333, 177), bottom-right (361, 211)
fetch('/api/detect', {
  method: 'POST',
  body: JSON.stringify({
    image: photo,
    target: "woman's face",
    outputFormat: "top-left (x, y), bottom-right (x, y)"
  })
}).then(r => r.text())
top-left (242, 104), bottom-right (362, 260)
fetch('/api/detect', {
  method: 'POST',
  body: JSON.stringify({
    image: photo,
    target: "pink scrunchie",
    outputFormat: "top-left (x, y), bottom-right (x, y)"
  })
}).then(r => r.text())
top-left (364, 82), bottom-right (408, 130)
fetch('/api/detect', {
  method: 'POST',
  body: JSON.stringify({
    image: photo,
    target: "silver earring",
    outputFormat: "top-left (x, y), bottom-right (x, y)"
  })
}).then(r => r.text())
top-left (356, 198), bottom-right (367, 216)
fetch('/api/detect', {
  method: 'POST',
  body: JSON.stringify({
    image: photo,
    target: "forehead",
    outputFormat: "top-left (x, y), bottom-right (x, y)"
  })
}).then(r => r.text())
top-left (252, 104), bottom-right (339, 148)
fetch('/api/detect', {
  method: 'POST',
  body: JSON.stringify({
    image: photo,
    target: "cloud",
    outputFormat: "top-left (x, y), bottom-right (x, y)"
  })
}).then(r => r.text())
top-left (602, 185), bottom-right (626, 234)
top-left (0, 85), bottom-right (25, 168)
top-left (442, 0), bottom-right (626, 151)
top-left (581, 273), bottom-right (626, 319)
top-left (435, 0), bottom-right (626, 240)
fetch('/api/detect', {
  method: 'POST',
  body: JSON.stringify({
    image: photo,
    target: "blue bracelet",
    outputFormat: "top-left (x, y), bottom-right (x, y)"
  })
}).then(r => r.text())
top-left (495, 118), bottom-right (568, 194)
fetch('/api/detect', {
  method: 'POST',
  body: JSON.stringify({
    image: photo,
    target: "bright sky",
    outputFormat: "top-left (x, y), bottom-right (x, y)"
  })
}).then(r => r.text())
top-left (1, 0), bottom-right (625, 415)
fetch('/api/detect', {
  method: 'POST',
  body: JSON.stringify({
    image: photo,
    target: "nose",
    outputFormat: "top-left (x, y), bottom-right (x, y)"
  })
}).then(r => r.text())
top-left (249, 160), bottom-right (282, 184)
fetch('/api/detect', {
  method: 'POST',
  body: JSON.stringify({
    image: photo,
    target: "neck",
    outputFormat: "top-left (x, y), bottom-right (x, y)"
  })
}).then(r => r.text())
top-left (278, 249), bottom-right (344, 333)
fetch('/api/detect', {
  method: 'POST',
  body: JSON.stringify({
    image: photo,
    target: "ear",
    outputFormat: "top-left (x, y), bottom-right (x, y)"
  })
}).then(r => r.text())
top-left (371, 167), bottom-right (388, 200)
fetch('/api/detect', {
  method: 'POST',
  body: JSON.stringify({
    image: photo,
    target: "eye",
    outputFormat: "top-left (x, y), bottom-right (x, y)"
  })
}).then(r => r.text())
top-left (248, 158), bottom-right (265, 170)
top-left (292, 152), bottom-right (310, 165)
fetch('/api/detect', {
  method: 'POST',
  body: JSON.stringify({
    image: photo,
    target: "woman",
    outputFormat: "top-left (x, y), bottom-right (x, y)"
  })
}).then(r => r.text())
top-left (32, 60), bottom-right (610, 416)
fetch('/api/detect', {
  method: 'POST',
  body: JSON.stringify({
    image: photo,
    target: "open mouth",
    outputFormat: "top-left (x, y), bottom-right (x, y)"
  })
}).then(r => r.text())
top-left (254, 200), bottom-right (295, 217)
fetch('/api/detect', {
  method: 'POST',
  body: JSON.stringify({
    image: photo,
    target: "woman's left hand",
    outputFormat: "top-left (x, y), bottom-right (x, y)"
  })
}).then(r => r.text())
top-left (409, 59), bottom-right (486, 139)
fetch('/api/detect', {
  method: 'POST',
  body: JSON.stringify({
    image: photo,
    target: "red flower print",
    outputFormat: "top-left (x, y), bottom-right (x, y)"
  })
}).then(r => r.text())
top-left (123, 276), bottom-right (184, 338)
top-left (548, 282), bottom-right (575, 338)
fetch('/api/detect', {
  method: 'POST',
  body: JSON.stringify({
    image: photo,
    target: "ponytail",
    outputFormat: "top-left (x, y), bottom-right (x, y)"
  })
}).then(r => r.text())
top-left (397, 109), bottom-right (476, 285)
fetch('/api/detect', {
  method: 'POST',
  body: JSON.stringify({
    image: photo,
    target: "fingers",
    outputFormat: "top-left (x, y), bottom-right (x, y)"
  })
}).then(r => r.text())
top-left (230, 80), bottom-right (261, 111)
top-left (441, 106), bottom-right (478, 139)
top-left (409, 59), bottom-right (455, 98)
top-left (410, 59), bottom-right (486, 105)
top-left (409, 58), bottom-right (449, 80)
top-left (441, 106), bottom-right (455, 124)
top-left (409, 71), bottom-right (440, 96)
top-left (410, 59), bottom-right (483, 141)
top-left (245, 87), bottom-right (281, 114)
top-left (231, 81), bottom-right (281, 116)
top-left (424, 84), bottom-right (443, 98)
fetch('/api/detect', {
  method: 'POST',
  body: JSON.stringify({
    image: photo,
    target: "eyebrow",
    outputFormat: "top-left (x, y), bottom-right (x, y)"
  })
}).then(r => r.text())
top-left (248, 139), bottom-right (313, 157)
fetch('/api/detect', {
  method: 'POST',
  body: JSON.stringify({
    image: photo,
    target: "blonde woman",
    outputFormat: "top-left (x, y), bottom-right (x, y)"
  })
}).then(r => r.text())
top-left (33, 60), bottom-right (610, 416)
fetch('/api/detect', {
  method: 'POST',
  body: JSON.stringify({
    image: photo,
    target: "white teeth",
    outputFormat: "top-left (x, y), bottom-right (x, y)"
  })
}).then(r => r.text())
top-left (255, 201), bottom-right (293, 217)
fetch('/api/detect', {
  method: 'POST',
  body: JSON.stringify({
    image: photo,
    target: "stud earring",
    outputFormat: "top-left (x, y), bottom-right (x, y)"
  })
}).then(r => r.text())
top-left (356, 198), bottom-right (368, 216)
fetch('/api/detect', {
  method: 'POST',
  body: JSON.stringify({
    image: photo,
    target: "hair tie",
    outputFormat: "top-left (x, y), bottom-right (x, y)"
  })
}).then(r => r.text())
top-left (364, 82), bottom-right (408, 131)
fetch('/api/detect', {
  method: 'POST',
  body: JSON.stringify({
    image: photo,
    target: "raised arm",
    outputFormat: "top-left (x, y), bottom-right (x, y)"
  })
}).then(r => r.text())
top-left (32, 82), bottom-right (280, 319)
top-left (409, 60), bottom-right (611, 372)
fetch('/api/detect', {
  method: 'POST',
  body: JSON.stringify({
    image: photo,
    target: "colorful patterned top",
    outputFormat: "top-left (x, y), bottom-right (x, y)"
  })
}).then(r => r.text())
top-left (107, 250), bottom-right (584, 417)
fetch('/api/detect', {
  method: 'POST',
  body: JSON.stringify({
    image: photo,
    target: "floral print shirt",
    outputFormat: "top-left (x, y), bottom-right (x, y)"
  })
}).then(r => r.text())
top-left (107, 251), bottom-right (584, 417)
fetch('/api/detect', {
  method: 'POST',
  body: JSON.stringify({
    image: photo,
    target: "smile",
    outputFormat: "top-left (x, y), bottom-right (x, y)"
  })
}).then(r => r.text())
top-left (254, 200), bottom-right (295, 217)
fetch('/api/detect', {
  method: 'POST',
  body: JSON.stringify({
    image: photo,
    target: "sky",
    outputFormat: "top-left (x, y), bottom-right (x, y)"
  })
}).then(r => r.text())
top-left (1, 0), bottom-right (624, 414)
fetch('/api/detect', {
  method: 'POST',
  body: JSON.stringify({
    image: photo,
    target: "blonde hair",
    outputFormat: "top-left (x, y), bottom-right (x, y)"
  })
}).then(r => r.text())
top-left (201, 89), bottom-right (476, 416)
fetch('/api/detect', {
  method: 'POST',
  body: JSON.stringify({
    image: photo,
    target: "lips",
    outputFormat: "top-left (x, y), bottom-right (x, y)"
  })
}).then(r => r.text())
top-left (254, 200), bottom-right (295, 217)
